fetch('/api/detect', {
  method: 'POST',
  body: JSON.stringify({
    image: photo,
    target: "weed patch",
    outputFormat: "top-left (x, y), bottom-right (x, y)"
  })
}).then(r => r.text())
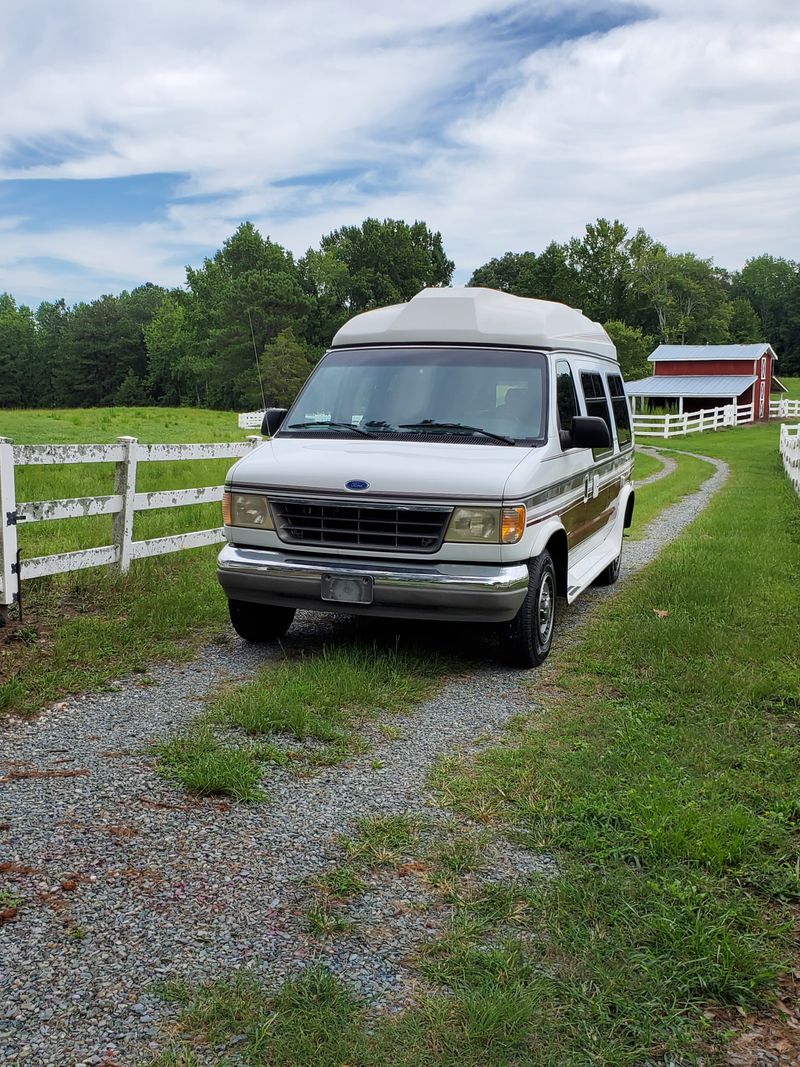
top-left (341, 814), bottom-right (422, 868)
top-left (309, 865), bottom-right (366, 899)
top-left (156, 647), bottom-right (444, 801)
top-left (155, 726), bottom-right (268, 802)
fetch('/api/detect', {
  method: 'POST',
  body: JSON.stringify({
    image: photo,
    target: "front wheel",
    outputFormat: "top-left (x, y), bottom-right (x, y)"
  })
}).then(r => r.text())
top-left (228, 599), bottom-right (295, 643)
top-left (499, 551), bottom-right (557, 668)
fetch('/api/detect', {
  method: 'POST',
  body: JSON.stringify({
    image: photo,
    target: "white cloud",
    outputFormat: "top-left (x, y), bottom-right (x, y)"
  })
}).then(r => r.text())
top-left (0, 0), bottom-right (798, 305)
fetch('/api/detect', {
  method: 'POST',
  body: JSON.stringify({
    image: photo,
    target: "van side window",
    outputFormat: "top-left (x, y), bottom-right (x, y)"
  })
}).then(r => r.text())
top-left (607, 373), bottom-right (632, 449)
top-left (580, 371), bottom-right (614, 456)
top-left (555, 361), bottom-right (579, 449)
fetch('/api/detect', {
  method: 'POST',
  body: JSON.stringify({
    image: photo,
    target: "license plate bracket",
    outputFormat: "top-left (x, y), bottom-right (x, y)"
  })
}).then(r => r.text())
top-left (321, 574), bottom-right (374, 605)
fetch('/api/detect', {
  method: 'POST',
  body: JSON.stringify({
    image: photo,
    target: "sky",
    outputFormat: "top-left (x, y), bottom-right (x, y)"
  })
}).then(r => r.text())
top-left (1, 0), bottom-right (798, 308)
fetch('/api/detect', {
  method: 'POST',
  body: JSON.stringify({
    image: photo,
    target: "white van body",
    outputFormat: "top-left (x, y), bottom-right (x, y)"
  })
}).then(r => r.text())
top-left (217, 288), bottom-right (635, 666)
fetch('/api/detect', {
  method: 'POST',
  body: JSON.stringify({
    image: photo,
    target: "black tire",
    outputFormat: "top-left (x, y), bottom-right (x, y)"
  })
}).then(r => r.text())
top-left (499, 551), bottom-right (557, 669)
top-left (593, 541), bottom-right (623, 587)
top-left (228, 599), bottom-right (295, 643)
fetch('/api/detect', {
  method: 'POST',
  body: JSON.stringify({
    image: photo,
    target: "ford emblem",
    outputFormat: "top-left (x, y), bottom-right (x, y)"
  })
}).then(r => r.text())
top-left (345, 480), bottom-right (369, 491)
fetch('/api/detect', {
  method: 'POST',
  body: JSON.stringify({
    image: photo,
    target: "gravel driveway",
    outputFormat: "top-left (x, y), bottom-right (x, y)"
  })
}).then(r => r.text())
top-left (0, 449), bottom-right (727, 1066)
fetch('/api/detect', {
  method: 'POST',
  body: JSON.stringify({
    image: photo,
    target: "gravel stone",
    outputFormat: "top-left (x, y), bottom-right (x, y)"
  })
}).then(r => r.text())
top-left (633, 444), bottom-right (678, 489)
top-left (0, 448), bottom-right (728, 1064)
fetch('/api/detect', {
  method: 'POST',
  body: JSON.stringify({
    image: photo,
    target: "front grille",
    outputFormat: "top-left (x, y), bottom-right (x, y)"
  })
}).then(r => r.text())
top-left (270, 498), bottom-right (452, 552)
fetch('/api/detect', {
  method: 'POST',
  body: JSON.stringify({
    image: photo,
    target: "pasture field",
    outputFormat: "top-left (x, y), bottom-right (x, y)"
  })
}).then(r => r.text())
top-left (778, 375), bottom-right (800, 399)
top-left (149, 421), bottom-right (800, 1067)
top-left (0, 408), bottom-right (251, 713)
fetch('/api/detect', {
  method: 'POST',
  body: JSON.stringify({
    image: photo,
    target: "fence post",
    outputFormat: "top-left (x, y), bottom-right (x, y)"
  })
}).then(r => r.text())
top-left (0, 437), bottom-right (19, 623)
top-left (111, 436), bottom-right (138, 574)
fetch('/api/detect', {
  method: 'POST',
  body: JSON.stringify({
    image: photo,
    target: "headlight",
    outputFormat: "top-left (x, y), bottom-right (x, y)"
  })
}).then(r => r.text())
top-left (444, 506), bottom-right (526, 544)
top-left (445, 507), bottom-right (500, 543)
top-left (224, 491), bottom-right (274, 529)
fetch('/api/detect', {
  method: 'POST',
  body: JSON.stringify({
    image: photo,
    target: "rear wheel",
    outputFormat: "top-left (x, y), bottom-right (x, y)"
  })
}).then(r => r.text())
top-left (228, 599), bottom-right (295, 643)
top-left (499, 551), bottom-right (557, 668)
top-left (593, 541), bottom-right (623, 586)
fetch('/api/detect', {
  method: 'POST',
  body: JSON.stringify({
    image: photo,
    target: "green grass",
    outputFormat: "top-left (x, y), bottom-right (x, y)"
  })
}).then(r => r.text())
top-left (430, 827), bottom-right (490, 875)
top-left (151, 968), bottom-right (367, 1067)
top-left (777, 376), bottom-right (800, 400)
top-left (149, 424), bottom-right (799, 1065)
top-left (309, 865), bottom-right (367, 898)
top-left (0, 406), bottom-right (246, 445)
top-left (155, 647), bottom-right (445, 800)
top-left (631, 447), bottom-right (665, 482)
top-left (0, 408), bottom-right (253, 715)
top-left (212, 645), bottom-right (440, 742)
top-left (628, 449), bottom-right (715, 538)
top-left (341, 813), bottom-right (422, 867)
top-left (303, 899), bottom-right (353, 936)
top-left (154, 726), bottom-right (283, 802)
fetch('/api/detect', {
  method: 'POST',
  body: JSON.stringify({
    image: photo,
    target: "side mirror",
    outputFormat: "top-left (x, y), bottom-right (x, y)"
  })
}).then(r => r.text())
top-left (570, 415), bottom-right (611, 450)
top-left (261, 408), bottom-right (288, 437)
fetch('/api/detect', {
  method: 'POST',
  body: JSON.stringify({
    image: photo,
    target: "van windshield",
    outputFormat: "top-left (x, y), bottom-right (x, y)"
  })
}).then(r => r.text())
top-left (281, 346), bottom-right (548, 445)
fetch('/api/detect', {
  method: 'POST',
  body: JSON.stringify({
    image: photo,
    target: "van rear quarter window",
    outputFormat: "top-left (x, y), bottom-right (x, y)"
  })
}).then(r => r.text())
top-left (607, 373), bottom-right (632, 448)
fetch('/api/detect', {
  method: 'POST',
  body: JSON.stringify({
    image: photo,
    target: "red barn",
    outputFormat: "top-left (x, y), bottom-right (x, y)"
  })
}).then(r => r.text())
top-left (626, 343), bottom-right (786, 421)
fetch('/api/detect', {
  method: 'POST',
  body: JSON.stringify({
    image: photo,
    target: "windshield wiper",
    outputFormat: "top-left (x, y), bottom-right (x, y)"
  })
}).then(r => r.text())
top-left (399, 421), bottom-right (516, 445)
top-left (287, 421), bottom-right (375, 437)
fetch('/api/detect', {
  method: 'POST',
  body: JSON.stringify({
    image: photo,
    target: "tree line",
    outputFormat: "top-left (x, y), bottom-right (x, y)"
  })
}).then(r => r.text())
top-left (1, 216), bottom-right (798, 412)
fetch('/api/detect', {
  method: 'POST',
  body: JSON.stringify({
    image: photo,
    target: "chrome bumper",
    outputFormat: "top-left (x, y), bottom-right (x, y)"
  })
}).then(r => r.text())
top-left (217, 545), bottom-right (529, 623)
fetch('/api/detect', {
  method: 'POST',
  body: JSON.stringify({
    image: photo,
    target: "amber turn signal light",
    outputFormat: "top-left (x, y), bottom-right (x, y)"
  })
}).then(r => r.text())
top-left (501, 506), bottom-right (526, 544)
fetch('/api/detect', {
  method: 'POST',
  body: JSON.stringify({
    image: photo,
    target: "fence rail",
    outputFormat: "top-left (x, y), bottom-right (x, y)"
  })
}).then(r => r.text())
top-left (0, 435), bottom-right (261, 614)
top-left (631, 402), bottom-right (755, 438)
top-left (770, 398), bottom-right (800, 419)
top-left (780, 424), bottom-right (800, 496)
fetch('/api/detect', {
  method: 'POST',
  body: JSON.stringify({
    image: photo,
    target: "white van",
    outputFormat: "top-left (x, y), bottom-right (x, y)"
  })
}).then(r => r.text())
top-left (217, 288), bottom-right (634, 667)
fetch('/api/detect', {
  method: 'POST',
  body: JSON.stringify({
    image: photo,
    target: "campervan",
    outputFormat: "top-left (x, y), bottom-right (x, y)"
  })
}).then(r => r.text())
top-left (217, 288), bottom-right (635, 667)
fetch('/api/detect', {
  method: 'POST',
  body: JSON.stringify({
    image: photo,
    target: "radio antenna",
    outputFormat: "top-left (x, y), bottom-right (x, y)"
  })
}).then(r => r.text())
top-left (247, 309), bottom-right (267, 409)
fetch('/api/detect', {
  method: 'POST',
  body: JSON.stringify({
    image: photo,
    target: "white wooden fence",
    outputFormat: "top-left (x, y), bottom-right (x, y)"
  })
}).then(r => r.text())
top-left (780, 424), bottom-right (800, 496)
top-left (771, 398), bottom-right (800, 419)
top-left (632, 398), bottom-right (800, 439)
top-left (239, 411), bottom-right (264, 429)
top-left (0, 435), bottom-right (261, 614)
top-left (631, 402), bottom-right (754, 439)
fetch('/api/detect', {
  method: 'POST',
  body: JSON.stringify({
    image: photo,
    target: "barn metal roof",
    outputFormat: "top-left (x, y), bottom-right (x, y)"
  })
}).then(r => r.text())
top-left (649, 343), bottom-right (776, 363)
top-left (625, 375), bottom-right (756, 398)
top-left (331, 287), bottom-right (617, 360)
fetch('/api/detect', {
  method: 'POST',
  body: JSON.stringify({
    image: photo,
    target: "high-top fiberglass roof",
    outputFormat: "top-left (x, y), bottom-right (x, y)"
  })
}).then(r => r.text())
top-left (332, 287), bottom-right (616, 360)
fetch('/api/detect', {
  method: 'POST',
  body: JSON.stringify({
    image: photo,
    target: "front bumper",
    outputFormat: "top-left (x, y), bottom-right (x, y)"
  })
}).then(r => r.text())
top-left (217, 544), bottom-right (529, 623)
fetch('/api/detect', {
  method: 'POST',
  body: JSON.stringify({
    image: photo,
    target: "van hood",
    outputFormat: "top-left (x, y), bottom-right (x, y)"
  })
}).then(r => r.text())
top-left (229, 437), bottom-right (533, 501)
